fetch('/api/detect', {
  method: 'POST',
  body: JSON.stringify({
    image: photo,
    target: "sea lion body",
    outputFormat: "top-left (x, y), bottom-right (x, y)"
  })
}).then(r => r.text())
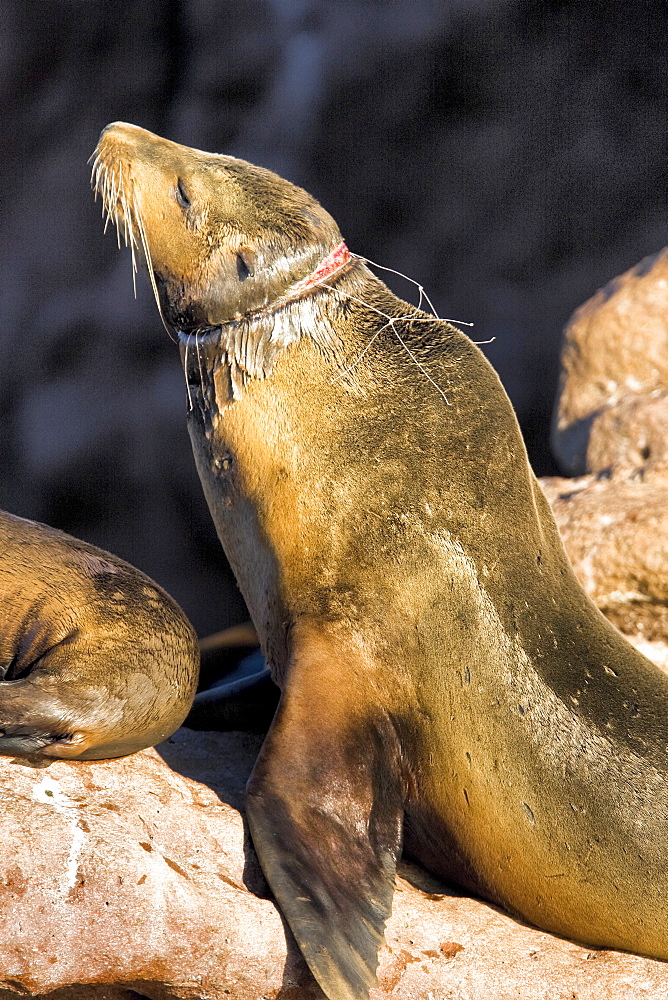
top-left (0, 510), bottom-right (199, 759)
top-left (93, 122), bottom-right (668, 999)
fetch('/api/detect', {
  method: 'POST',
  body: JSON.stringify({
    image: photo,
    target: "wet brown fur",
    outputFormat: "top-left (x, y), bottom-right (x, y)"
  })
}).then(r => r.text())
top-left (94, 122), bottom-right (668, 1000)
top-left (0, 510), bottom-right (199, 759)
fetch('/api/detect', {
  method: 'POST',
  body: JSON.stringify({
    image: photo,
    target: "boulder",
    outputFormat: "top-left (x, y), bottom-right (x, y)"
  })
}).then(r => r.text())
top-left (0, 728), bottom-right (666, 1000)
top-left (545, 247), bottom-right (668, 668)
top-left (552, 248), bottom-right (668, 476)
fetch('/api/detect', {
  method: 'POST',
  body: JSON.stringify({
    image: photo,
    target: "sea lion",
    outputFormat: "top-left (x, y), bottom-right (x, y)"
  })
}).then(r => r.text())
top-left (0, 509), bottom-right (199, 760)
top-left (92, 121), bottom-right (668, 1000)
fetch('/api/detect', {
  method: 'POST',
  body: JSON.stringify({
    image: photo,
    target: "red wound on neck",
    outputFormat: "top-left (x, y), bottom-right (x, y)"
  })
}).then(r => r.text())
top-left (290, 241), bottom-right (352, 294)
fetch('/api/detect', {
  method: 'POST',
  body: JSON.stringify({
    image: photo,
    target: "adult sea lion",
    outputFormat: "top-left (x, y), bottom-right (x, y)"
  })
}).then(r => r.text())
top-left (92, 121), bottom-right (668, 999)
top-left (0, 509), bottom-right (199, 759)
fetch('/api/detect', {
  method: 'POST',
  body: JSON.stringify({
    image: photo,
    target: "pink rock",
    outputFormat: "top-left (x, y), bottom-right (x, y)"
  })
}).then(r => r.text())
top-left (0, 728), bottom-right (665, 999)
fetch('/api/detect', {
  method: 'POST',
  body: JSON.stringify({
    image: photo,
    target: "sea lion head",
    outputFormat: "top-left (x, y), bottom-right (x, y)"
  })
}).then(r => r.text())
top-left (91, 122), bottom-right (345, 333)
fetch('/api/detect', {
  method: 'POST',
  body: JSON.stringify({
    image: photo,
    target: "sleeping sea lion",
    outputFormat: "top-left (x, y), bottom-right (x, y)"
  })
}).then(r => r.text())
top-left (92, 121), bottom-right (668, 1000)
top-left (0, 509), bottom-right (199, 759)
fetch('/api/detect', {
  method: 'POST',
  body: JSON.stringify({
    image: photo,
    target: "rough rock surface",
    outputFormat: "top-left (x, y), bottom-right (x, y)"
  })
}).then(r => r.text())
top-left (0, 728), bottom-right (666, 1000)
top-left (552, 248), bottom-right (668, 476)
top-left (580, 391), bottom-right (668, 479)
top-left (540, 472), bottom-right (668, 670)
top-left (544, 246), bottom-right (668, 668)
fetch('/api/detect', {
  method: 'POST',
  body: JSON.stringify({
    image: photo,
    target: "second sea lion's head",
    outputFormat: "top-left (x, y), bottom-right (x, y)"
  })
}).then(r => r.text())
top-left (91, 122), bottom-right (346, 334)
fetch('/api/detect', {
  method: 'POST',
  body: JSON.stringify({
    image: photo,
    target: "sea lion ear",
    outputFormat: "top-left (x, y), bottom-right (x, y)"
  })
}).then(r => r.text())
top-left (236, 245), bottom-right (256, 280)
top-left (246, 641), bottom-right (405, 1000)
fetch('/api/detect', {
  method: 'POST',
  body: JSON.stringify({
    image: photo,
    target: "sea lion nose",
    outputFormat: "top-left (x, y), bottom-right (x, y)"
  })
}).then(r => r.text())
top-left (99, 120), bottom-right (127, 140)
top-left (98, 121), bottom-right (151, 146)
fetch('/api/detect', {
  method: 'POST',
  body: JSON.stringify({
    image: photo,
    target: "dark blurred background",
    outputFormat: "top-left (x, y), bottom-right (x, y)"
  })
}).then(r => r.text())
top-left (1, 0), bottom-right (666, 636)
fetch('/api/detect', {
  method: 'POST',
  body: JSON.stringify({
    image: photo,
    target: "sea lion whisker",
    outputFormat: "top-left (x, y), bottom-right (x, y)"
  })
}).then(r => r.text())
top-left (108, 170), bottom-right (117, 216)
top-left (89, 155), bottom-right (103, 198)
top-left (97, 164), bottom-right (165, 331)
top-left (117, 167), bottom-right (138, 293)
top-left (100, 167), bottom-right (114, 233)
top-left (134, 208), bottom-right (177, 343)
top-left (123, 204), bottom-right (138, 297)
top-left (116, 163), bottom-right (127, 250)
top-left (119, 189), bottom-right (140, 298)
top-left (120, 201), bottom-right (129, 247)
top-left (128, 224), bottom-right (138, 299)
top-left (194, 330), bottom-right (206, 402)
top-left (107, 170), bottom-right (122, 248)
top-left (183, 333), bottom-right (194, 411)
top-left (130, 249), bottom-right (137, 298)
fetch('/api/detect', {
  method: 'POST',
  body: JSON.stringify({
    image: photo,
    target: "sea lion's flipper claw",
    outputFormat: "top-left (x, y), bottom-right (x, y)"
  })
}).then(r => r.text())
top-left (246, 648), bottom-right (405, 1000)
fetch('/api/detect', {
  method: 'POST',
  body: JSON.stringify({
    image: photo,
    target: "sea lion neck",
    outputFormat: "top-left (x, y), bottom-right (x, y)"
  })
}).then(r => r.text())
top-left (92, 122), bottom-right (344, 329)
top-left (177, 251), bottom-right (369, 404)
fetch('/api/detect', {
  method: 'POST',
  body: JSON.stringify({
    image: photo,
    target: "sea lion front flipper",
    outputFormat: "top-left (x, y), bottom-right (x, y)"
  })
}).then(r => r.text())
top-left (245, 634), bottom-right (405, 1000)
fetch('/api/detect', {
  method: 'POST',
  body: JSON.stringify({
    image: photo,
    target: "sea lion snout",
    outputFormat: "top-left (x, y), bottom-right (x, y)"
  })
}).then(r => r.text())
top-left (98, 121), bottom-right (186, 171)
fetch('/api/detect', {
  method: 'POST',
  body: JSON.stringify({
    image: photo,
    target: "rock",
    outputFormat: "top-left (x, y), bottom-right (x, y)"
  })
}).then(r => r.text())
top-left (0, 728), bottom-right (666, 1000)
top-left (0, 729), bottom-right (305, 1000)
top-left (541, 473), bottom-right (668, 670)
top-left (545, 248), bottom-right (668, 669)
top-left (582, 391), bottom-right (668, 479)
top-left (552, 248), bottom-right (668, 476)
